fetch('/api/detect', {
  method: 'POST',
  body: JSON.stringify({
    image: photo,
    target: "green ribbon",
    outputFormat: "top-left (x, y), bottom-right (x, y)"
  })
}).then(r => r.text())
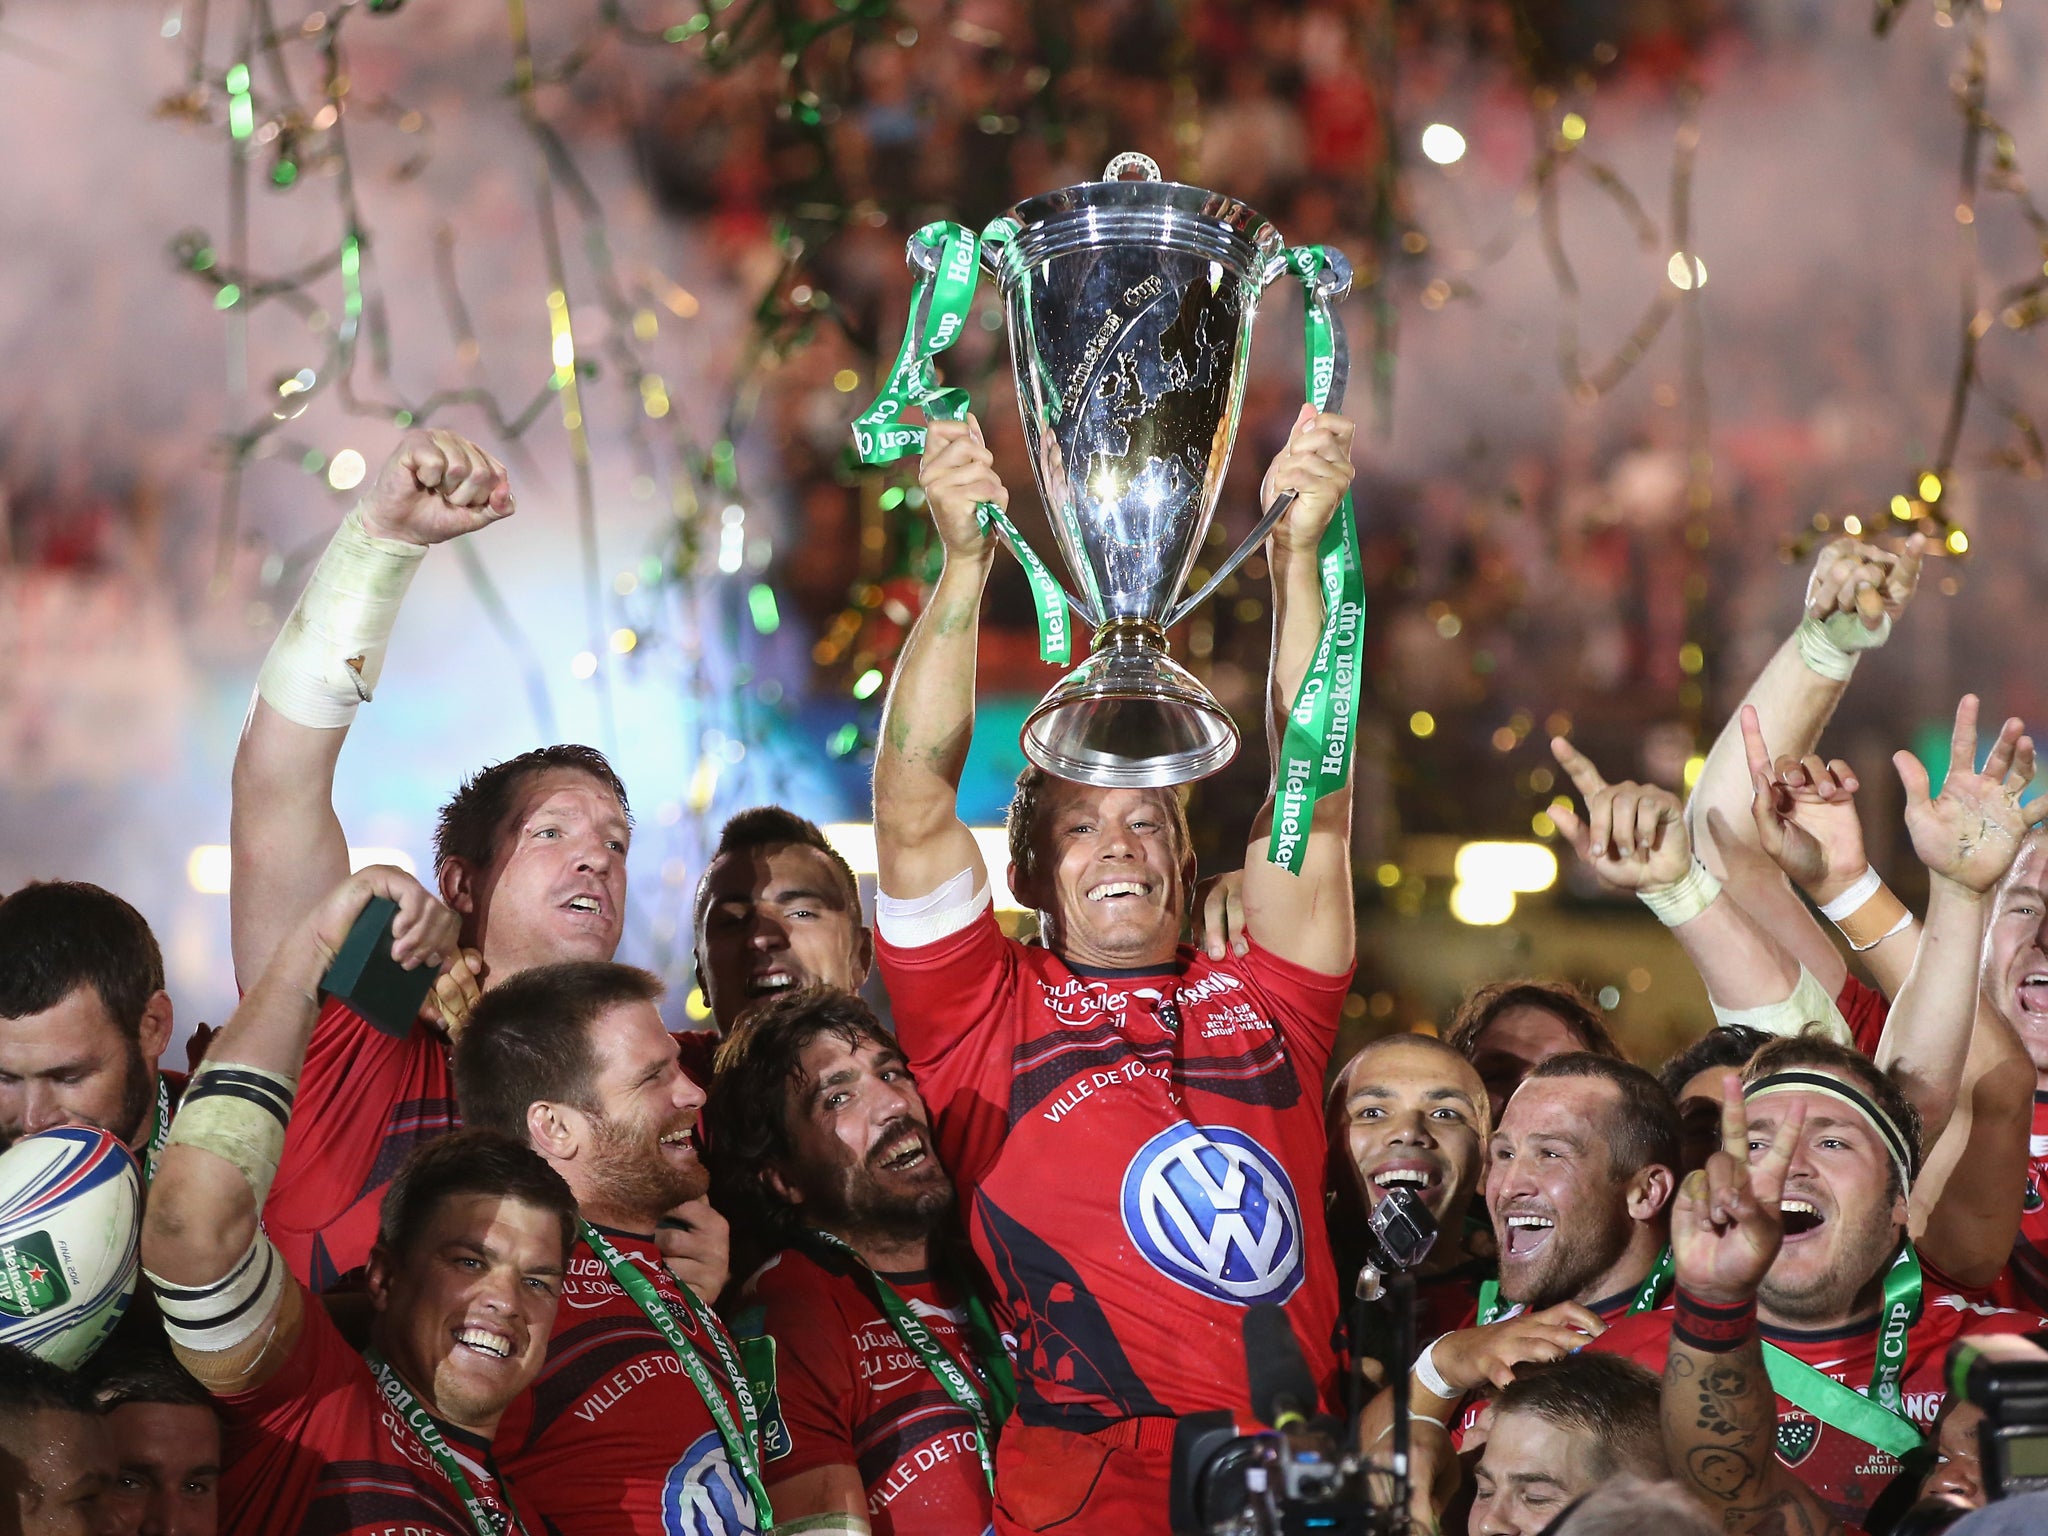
top-left (1265, 245), bottom-right (1365, 874)
top-left (850, 220), bottom-right (1074, 664)
top-left (144, 1076), bottom-right (170, 1185)
top-left (364, 1348), bottom-right (531, 1536)
top-left (802, 1231), bottom-right (1014, 1492)
top-left (1475, 1244), bottom-right (1674, 1328)
top-left (580, 1223), bottom-right (772, 1529)
top-left (1761, 1242), bottom-right (1925, 1459)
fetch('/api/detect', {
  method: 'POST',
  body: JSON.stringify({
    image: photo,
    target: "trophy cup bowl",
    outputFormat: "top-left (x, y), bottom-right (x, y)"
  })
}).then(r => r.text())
top-left (971, 154), bottom-right (1348, 787)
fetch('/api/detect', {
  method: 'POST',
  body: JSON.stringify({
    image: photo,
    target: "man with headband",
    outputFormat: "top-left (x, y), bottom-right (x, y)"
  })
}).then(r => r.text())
top-left (1594, 1035), bottom-right (2043, 1531)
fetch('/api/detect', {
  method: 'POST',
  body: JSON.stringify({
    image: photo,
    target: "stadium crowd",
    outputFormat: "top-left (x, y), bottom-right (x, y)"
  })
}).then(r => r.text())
top-left (2, 405), bottom-right (2046, 1536)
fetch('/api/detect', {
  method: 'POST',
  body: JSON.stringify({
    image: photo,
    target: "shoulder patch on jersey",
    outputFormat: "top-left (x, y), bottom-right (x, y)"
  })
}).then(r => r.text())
top-left (1120, 1123), bottom-right (1304, 1305)
top-left (660, 1427), bottom-right (760, 1534)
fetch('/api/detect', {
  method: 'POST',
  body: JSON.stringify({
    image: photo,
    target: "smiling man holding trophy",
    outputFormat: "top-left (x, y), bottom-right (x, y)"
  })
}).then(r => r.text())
top-left (853, 153), bottom-right (1362, 1532)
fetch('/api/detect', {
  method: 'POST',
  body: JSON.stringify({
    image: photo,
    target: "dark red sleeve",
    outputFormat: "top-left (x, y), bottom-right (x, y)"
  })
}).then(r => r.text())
top-left (1234, 937), bottom-right (1354, 1089)
top-left (875, 909), bottom-right (1024, 1190)
top-left (1836, 973), bottom-right (1890, 1059)
top-left (750, 1263), bottom-right (860, 1483)
top-left (263, 996), bottom-right (455, 1289)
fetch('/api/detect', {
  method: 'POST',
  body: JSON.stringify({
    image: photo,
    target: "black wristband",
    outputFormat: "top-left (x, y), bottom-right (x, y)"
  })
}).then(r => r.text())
top-left (1672, 1286), bottom-right (1756, 1353)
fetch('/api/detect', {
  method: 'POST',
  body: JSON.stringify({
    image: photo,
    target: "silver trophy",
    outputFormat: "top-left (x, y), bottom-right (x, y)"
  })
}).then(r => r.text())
top-left (920, 153), bottom-right (1351, 787)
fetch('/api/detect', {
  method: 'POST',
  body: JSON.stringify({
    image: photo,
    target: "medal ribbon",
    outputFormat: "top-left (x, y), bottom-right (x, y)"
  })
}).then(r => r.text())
top-left (581, 1223), bottom-right (772, 1527)
top-left (1475, 1244), bottom-right (1674, 1328)
top-left (1760, 1242), bottom-right (1924, 1458)
top-left (849, 219), bottom-right (1075, 664)
top-left (803, 1232), bottom-right (1013, 1491)
top-left (364, 1349), bottom-right (530, 1536)
top-left (144, 1076), bottom-right (170, 1185)
top-left (1265, 245), bottom-right (1364, 874)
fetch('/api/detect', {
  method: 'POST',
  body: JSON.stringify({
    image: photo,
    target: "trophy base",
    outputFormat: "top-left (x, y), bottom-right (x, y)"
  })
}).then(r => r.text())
top-left (1020, 621), bottom-right (1239, 788)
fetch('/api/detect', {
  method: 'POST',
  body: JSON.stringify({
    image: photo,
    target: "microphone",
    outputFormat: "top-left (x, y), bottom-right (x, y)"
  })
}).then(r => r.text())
top-left (1243, 1303), bottom-right (1319, 1431)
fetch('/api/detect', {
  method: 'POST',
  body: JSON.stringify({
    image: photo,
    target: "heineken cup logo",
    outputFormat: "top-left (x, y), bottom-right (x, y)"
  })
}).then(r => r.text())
top-left (0, 1233), bottom-right (69, 1318)
top-left (1310, 351), bottom-right (1335, 402)
top-left (943, 234), bottom-right (976, 286)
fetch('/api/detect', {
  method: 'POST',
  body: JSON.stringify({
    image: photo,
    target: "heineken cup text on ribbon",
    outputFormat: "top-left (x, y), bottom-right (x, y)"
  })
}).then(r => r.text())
top-left (851, 154), bottom-right (1364, 820)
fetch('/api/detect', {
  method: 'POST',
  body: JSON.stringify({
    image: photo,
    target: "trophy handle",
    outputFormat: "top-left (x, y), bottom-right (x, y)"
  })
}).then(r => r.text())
top-left (1164, 251), bottom-right (1354, 630)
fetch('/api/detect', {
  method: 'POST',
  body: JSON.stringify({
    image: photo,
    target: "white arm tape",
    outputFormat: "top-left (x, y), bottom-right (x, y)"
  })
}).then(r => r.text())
top-left (146, 1234), bottom-right (287, 1354)
top-left (164, 1061), bottom-right (298, 1211)
top-left (876, 867), bottom-right (990, 948)
top-left (1795, 611), bottom-right (1891, 683)
top-left (773, 1518), bottom-right (871, 1535)
top-left (256, 504), bottom-right (427, 728)
top-left (1711, 964), bottom-right (1854, 1046)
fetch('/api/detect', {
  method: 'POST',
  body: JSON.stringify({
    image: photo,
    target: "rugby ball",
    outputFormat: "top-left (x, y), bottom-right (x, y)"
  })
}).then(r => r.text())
top-left (0, 1127), bottom-right (141, 1368)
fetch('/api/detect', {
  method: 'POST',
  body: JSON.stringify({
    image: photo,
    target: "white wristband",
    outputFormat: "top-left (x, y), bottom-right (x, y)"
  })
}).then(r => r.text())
top-left (1413, 1333), bottom-right (1458, 1399)
top-left (1639, 857), bottom-right (1723, 928)
top-left (255, 504), bottom-right (427, 728)
top-left (1818, 866), bottom-right (1883, 922)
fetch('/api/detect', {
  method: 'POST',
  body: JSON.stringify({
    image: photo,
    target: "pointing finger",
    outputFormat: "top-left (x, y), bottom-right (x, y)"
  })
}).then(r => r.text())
top-left (1550, 736), bottom-right (1609, 801)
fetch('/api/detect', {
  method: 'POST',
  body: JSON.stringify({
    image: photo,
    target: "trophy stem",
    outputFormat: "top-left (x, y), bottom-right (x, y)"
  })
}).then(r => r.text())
top-left (1020, 618), bottom-right (1240, 788)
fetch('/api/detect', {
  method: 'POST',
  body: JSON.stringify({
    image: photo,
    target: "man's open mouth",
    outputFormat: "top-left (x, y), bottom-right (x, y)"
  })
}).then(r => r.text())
top-left (1502, 1212), bottom-right (1555, 1259)
top-left (2018, 973), bottom-right (2048, 1016)
top-left (745, 969), bottom-right (799, 997)
top-left (456, 1325), bottom-right (515, 1360)
top-left (1780, 1197), bottom-right (1827, 1239)
top-left (659, 1127), bottom-right (698, 1158)
top-left (1088, 881), bottom-right (1149, 903)
top-left (1370, 1163), bottom-right (1441, 1193)
top-left (875, 1131), bottom-right (931, 1173)
top-left (563, 893), bottom-right (605, 918)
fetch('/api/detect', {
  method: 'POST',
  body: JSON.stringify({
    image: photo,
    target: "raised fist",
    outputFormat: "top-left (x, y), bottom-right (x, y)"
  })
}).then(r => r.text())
top-left (360, 429), bottom-right (514, 547)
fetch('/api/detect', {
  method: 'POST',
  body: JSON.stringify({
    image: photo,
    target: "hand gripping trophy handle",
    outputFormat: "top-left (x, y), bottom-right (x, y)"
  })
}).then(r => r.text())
top-left (1163, 251), bottom-right (1352, 631)
top-left (905, 231), bottom-right (1101, 631)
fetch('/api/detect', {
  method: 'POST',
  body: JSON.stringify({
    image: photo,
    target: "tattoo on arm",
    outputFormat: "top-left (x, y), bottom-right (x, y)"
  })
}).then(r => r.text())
top-left (1666, 1346), bottom-right (1843, 1536)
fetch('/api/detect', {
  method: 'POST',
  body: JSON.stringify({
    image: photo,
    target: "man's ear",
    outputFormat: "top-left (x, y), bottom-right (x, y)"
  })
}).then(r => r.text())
top-left (439, 857), bottom-right (477, 916)
top-left (1007, 859), bottom-right (1042, 912)
top-left (764, 1165), bottom-right (804, 1209)
top-left (527, 1100), bottom-right (583, 1163)
top-left (851, 925), bottom-right (875, 989)
top-left (137, 991), bottom-right (175, 1067)
top-left (365, 1243), bottom-right (397, 1314)
top-left (1629, 1164), bottom-right (1677, 1223)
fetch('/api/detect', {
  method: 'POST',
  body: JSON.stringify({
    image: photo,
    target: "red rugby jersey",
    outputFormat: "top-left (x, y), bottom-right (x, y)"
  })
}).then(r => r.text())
top-left (494, 1225), bottom-right (764, 1535)
top-left (1837, 973), bottom-right (1888, 1057)
top-left (265, 998), bottom-right (459, 1293)
top-left (1991, 1092), bottom-right (2048, 1313)
top-left (220, 1281), bottom-right (546, 1536)
top-left (263, 1006), bottom-right (721, 1294)
top-left (874, 911), bottom-right (1351, 1430)
top-left (1592, 1290), bottom-right (2047, 1529)
top-left (736, 1245), bottom-right (994, 1535)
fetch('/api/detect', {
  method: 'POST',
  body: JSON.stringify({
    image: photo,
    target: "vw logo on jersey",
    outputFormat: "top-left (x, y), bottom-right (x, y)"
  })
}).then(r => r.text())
top-left (662, 1429), bottom-right (758, 1535)
top-left (1121, 1123), bottom-right (1304, 1305)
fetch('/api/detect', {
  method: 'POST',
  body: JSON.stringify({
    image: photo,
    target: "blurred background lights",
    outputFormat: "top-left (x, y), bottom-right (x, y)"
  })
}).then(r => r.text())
top-left (1667, 251), bottom-right (1708, 290)
top-left (1449, 881), bottom-right (1515, 926)
top-left (326, 448), bottom-right (366, 491)
top-left (1452, 840), bottom-right (1558, 894)
top-left (1420, 123), bottom-right (1467, 165)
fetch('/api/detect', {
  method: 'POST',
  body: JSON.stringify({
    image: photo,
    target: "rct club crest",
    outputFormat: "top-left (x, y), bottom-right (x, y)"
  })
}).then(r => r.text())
top-left (1121, 1123), bottom-right (1304, 1305)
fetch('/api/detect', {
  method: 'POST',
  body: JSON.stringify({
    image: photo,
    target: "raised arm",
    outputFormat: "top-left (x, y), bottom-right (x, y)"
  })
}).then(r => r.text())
top-left (872, 417), bottom-right (999, 903)
top-left (1240, 407), bottom-right (1358, 975)
top-left (1664, 1075), bottom-right (1842, 1536)
top-left (1738, 708), bottom-right (1920, 998)
top-left (231, 430), bottom-right (511, 984)
top-left (144, 867), bottom-right (457, 1392)
top-left (1687, 536), bottom-right (1925, 991)
top-left (1879, 698), bottom-right (2038, 1143)
top-left (1897, 699), bottom-right (2045, 1284)
top-left (1549, 741), bottom-right (1806, 1014)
